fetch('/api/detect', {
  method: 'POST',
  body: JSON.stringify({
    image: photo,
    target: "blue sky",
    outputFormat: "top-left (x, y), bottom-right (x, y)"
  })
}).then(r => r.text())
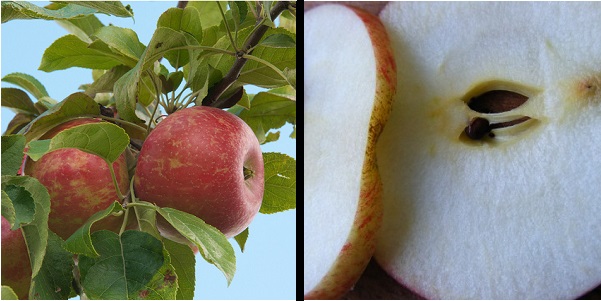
top-left (1, 2), bottom-right (296, 299)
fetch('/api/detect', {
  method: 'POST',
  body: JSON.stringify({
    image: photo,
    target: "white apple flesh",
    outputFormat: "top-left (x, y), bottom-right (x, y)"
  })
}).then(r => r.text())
top-left (305, 4), bottom-right (396, 299)
top-left (376, 2), bottom-right (601, 299)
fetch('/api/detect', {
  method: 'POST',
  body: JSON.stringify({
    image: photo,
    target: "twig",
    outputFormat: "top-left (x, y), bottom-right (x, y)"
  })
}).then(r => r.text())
top-left (203, 1), bottom-right (291, 108)
top-left (177, 1), bottom-right (188, 9)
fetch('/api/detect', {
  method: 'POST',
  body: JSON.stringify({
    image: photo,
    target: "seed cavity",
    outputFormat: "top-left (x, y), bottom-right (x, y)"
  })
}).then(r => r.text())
top-left (460, 83), bottom-right (540, 143)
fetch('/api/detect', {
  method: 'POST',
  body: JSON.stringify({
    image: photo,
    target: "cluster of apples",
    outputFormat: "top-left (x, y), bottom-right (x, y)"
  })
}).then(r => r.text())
top-left (305, 3), bottom-right (601, 300)
top-left (2, 106), bottom-right (264, 299)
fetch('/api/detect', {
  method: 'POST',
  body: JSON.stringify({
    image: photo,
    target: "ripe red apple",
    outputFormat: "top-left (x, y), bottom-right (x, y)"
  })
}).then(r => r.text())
top-left (134, 106), bottom-right (264, 238)
top-left (25, 119), bottom-right (130, 240)
top-left (1, 216), bottom-right (32, 299)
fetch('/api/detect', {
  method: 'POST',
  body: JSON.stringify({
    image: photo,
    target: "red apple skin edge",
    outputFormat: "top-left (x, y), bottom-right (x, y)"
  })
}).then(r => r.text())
top-left (304, 5), bottom-right (397, 300)
top-left (1, 216), bottom-right (32, 300)
top-left (134, 106), bottom-right (264, 239)
top-left (24, 119), bottom-right (129, 240)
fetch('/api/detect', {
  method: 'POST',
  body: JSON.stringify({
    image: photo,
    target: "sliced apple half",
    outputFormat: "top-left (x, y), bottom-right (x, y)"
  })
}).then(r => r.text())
top-left (305, 4), bottom-right (397, 299)
top-left (376, 2), bottom-right (601, 299)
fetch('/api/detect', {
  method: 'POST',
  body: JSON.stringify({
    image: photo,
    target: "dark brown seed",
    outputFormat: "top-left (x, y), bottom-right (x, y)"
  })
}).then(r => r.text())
top-left (468, 90), bottom-right (529, 113)
top-left (464, 117), bottom-right (491, 140)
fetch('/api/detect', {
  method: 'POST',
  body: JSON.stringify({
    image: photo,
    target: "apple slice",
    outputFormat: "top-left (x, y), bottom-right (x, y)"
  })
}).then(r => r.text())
top-left (376, 2), bottom-right (601, 299)
top-left (305, 4), bottom-right (396, 299)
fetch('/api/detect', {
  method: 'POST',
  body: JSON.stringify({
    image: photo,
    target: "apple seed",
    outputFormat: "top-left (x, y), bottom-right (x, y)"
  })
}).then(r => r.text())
top-left (464, 117), bottom-right (491, 140)
top-left (468, 90), bottom-right (529, 113)
top-left (464, 116), bottom-right (532, 140)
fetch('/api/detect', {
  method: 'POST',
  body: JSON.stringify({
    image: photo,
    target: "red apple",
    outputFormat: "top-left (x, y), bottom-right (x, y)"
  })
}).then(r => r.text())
top-left (25, 119), bottom-right (130, 240)
top-left (1, 216), bottom-right (31, 299)
top-left (134, 106), bottom-right (264, 238)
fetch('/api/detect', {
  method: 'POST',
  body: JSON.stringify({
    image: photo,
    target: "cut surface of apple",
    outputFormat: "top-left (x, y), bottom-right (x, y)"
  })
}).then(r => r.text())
top-left (376, 2), bottom-right (601, 299)
top-left (305, 4), bottom-right (396, 299)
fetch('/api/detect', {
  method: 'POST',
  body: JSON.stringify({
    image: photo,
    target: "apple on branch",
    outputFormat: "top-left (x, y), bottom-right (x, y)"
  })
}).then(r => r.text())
top-left (134, 106), bottom-right (264, 239)
top-left (376, 2), bottom-right (601, 299)
top-left (24, 119), bottom-right (129, 240)
top-left (304, 4), bottom-right (397, 299)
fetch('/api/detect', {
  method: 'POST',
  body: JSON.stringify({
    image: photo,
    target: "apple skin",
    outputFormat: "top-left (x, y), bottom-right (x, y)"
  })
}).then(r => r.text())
top-left (1, 216), bottom-right (32, 300)
top-left (134, 106), bottom-right (264, 238)
top-left (25, 119), bottom-right (130, 240)
top-left (304, 5), bottom-right (397, 299)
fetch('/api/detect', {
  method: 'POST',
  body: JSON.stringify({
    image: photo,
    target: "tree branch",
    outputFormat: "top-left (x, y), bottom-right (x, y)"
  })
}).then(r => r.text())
top-left (177, 1), bottom-right (188, 9)
top-left (203, 1), bottom-right (291, 108)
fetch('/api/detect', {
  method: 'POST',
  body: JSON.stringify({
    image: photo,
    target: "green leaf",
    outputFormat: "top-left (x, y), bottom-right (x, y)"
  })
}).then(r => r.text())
top-left (131, 201), bottom-right (161, 240)
top-left (39, 34), bottom-right (130, 72)
top-left (1, 135), bottom-right (26, 176)
top-left (1, 175), bottom-right (51, 279)
top-left (55, 14), bottom-right (104, 43)
top-left (2, 185), bottom-right (35, 230)
top-left (93, 26), bottom-right (146, 61)
top-left (157, 6), bottom-right (203, 68)
top-left (260, 153), bottom-right (296, 214)
top-left (187, 1), bottom-right (227, 28)
top-left (88, 38), bottom-right (139, 67)
top-left (65, 1), bottom-right (134, 18)
top-left (262, 1), bottom-right (274, 20)
top-left (234, 91), bottom-right (296, 143)
top-left (2, 72), bottom-right (49, 100)
top-left (78, 230), bottom-right (167, 299)
top-left (278, 10), bottom-right (296, 34)
top-left (238, 28), bottom-right (296, 87)
top-left (157, 207), bottom-right (236, 285)
top-left (264, 131), bottom-right (280, 144)
top-left (92, 69), bottom-right (107, 81)
top-left (204, 27), bottom-right (296, 88)
top-left (1, 190), bottom-right (16, 227)
top-left (1, 286), bottom-right (18, 300)
top-left (35, 96), bottom-right (58, 111)
top-left (20, 92), bottom-right (100, 142)
top-left (219, 7), bottom-right (256, 34)
top-left (160, 71), bottom-right (184, 94)
top-left (267, 85), bottom-right (296, 100)
top-left (114, 27), bottom-right (192, 122)
top-left (137, 256), bottom-right (178, 300)
top-left (84, 65), bottom-right (131, 97)
top-left (283, 67), bottom-right (296, 89)
top-left (63, 202), bottom-right (123, 257)
top-left (229, 1), bottom-right (248, 26)
top-left (234, 228), bottom-right (249, 252)
top-left (4, 114), bottom-right (35, 136)
top-left (163, 240), bottom-right (195, 300)
top-left (1, 88), bottom-right (38, 115)
top-left (27, 122), bottom-right (129, 164)
top-left (201, 25), bottom-right (221, 47)
top-left (2, 1), bottom-right (97, 23)
top-left (260, 33), bottom-right (296, 48)
top-left (30, 231), bottom-right (75, 300)
top-left (191, 65), bottom-right (222, 104)
top-left (237, 88), bottom-right (250, 110)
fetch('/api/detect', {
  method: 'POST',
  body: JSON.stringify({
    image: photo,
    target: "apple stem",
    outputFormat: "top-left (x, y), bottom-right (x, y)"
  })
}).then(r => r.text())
top-left (243, 167), bottom-right (254, 180)
top-left (107, 163), bottom-right (125, 201)
top-left (124, 202), bottom-right (158, 210)
top-left (119, 207), bottom-right (130, 236)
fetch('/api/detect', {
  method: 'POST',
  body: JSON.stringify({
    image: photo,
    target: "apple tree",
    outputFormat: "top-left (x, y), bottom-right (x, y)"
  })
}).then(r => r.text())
top-left (1, 1), bottom-right (296, 299)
